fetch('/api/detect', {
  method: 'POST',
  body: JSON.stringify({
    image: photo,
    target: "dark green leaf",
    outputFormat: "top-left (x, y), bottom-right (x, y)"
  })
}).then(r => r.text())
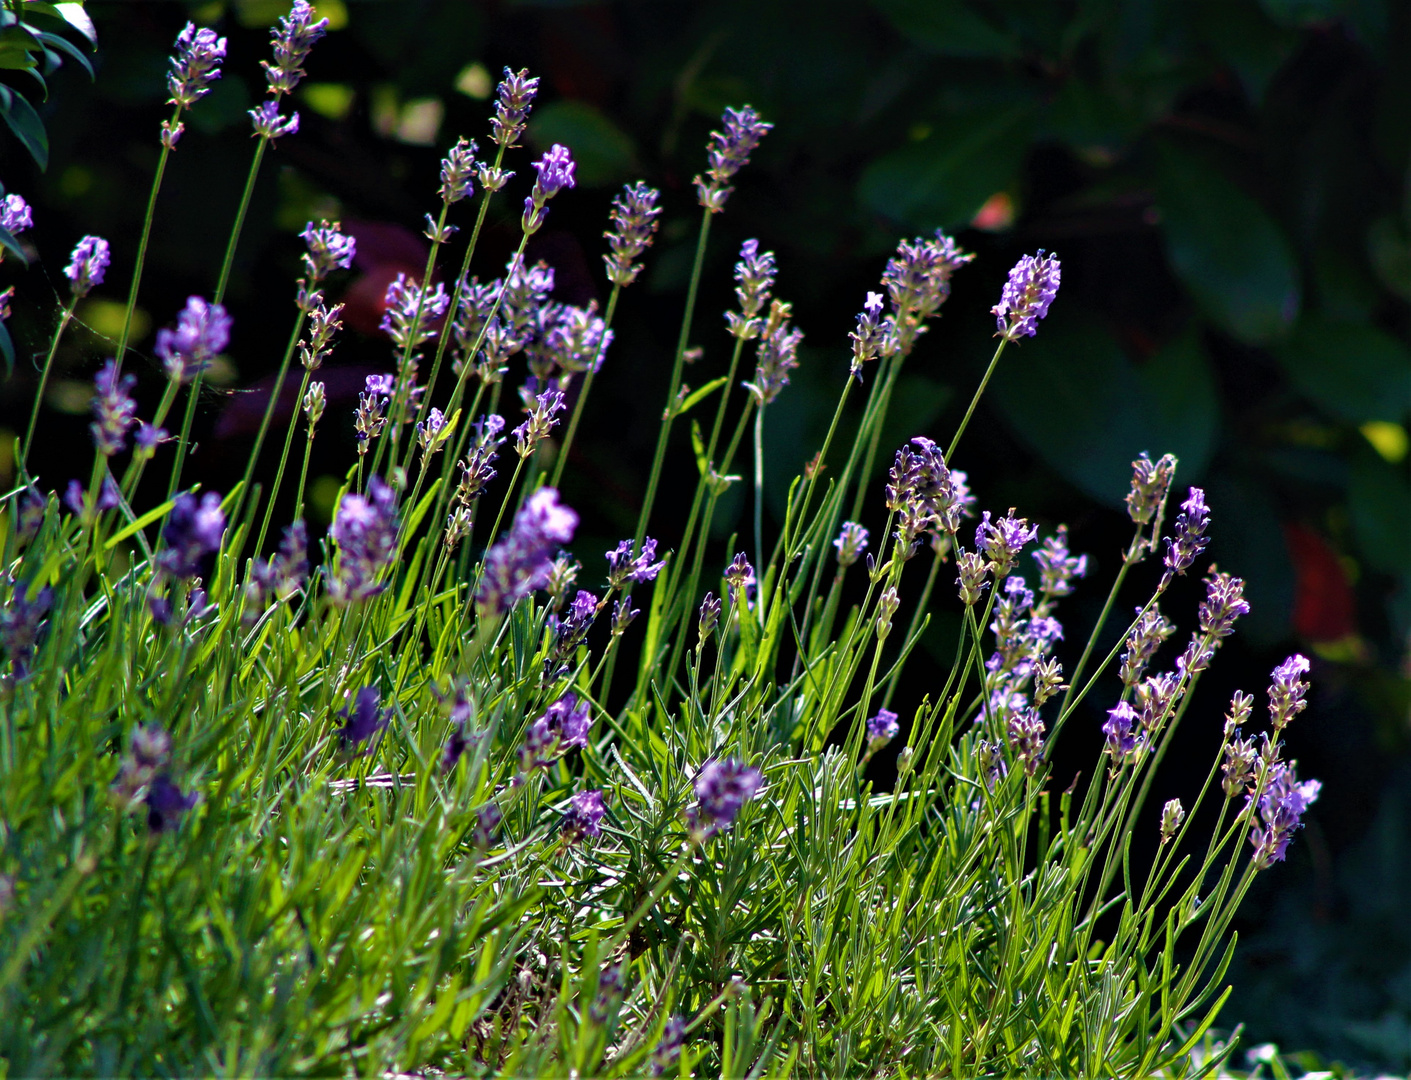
top-left (859, 104), bottom-right (1034, 229)
top-left (527, 101), bottom-right (636, 187)
top-left (1274, 313), bottom-right (1411, 423)
top-left (35, 31), bottom-right (94, 79)
top-left (1153, 139), bottom-right (1300, 345)
top-left (870, 0), bottom-right (1020, 58)
top-left (1349, 451), bottom-right (1411, 576)
top-left (0, 222), bottom-right (28, 266)
top-left (0, 83), bottom-right (48, 168)
top-left (991, 318), bottom-right (1218, 506)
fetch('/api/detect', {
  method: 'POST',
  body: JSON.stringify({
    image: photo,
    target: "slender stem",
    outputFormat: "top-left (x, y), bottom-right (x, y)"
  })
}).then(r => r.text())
top-left (634, 209), bottom-right (712, 550)
top-left (550, 283), bottom-right (621, 488)
top-left (944, 337), bottom-right (1008, 462)
top-left (881, 545), bottom-right (942, 710)
top-left (753, 405), bottom-right (765, 572)
top-left (254, 368), bottom-right (313, 556)
top-left (293, 425), bottom-right (316, 522)
top-left (20, 298), bottom-right (78, 477)
top-left (167, 135), bottom-right (271, 499)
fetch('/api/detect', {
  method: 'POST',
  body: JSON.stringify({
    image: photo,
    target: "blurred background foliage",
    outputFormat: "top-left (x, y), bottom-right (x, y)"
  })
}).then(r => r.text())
top-left (1, 0), bottom-right (1409, 1069)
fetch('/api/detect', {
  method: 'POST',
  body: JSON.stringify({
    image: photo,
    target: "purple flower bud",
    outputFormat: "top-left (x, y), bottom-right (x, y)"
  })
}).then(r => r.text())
top-left (380, 274), bottom-right (450, 351)
top-left (867, 707), bottom-right (899, 749)
top-left (695, 105), bottom-right (773, 213)
top-left (476, 488), bottom-right (578, 616)
top-left (1198, 570), bottom-right (1249, 639)
top-left (262, 0), bottom-right (329, 96)
top-left (155, 296), bottom-right (232, 384)
top-left (975, 510), bottom-right (1039, 576)
top-left (0, 579), bottom-right (52, 676)
top-left (649, 1017), bottom-right (687, 1077)
top-left (1250, 762), bottom-right (1321, 868)
top-left (158, 492), bottom-right (226, 579)
top-left (1, 193), bottom-right (33, 238)
top-left (834, 522), bottom-right (869, 567)
top-left (1225, 690), bottom-right (1254, 736)
top-left (249, 100), bottom-right (300, 140)
top-left (521, 144), bottom-right (576, 234)
top-left (416, 407), bottom-right (448, 456)
top-left (512, 386), bottom-right (566, 458)
top-left (300, 220), bottom-right (356, 282)
top-left (882, 230), bottom-right (973, 328)
top-left (1221, 733), bottom-right (1257, 797)
top-left (439, 137), bottom-right (479, 204)
top-left (553, 589), bottom-right (599, 657)
top-left (337, 686), bottom-right (389, 754)
top-left (1161, 488), bottom-right (1211, 584)
top-left (490, 67), bottom-right (540, 147)
top-left (957, 550), bottom-right (990, 606)
top-left (167, 23), bottom-right (227, 109)
top-left (562, 789), bottom-right (606, 843)
top-left (520, 692), bottom-right (593, 773)
top-left (365, 373), bottom-right (394, 397)
top-left (91, 359), bottom-right (137, 456)
top-left (1007, 707), bottom-right (1046, 776)
top-left (146, 774), bottom-right (198, 834)
top-left (1126, 452), bottom-right (1177, 526)
top-left (612, 595), bottom-right (640, 634)
top-left (725, 239), bottom-right (777, 339)
top-left (698, 591), bottom-right (721, 641)
top-left (1160, 798), bottom-right (1185, 842)
top-left (64, 476), bottom-right (120, 522)
top-left (1032, 526), bottom-right (1087, 600)
top-left (604, 181), bottom-right (661, 287)
top-left (849, 292), bottom-right (887, 377)
top-left (1134, 671), bottom-right (1182, 732)
top-left (1268, 654), bottom-right (1311, 731)
top-left (688, 757), bottom-right (763, 840)
top-left (328, 477), bottom-right (398, 605)
top-left (1102, 701), bottom-right (1141, 765)
top-left (605, 538), bottom-right (666, 589)
top-left (64, 235), bottom-right (110, 297)
top-left (725, 552), bottom-right (754, 591)
top-left (991, 250), bottom-right (1061, 341)
top-left (1119, 605), bottom-right (1175, 686)
top-left (744, 300), bottom-right (803, 406)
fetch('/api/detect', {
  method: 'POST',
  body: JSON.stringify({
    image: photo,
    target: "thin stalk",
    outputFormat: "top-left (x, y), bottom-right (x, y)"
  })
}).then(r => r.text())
top-left (20, 297), bottom-right (78, 476)
top-left (943, 337), bottom-right (1007, 461)
top-left (634, 209), bottom-right (712, 550)
top-left (254, 367), bottom-right (313, 556)
top-left (881, 544), bottom-right (942, 710)
top-left (753, 405), bottom-right (765, 572)
top-left (168, 135), bottom-right (271, 499)
top-left (550, 283), bottom-right (621, 488)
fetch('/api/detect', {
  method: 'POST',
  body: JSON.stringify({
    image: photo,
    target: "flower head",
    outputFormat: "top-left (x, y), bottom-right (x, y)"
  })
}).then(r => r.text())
top-left (300, 220), bottom-right (356, 282)
top-left (328, 477), bottom-right (399, 604)
top-left (156, 296), bottom-right (232, 384)
top-left (439, 137), bottom-right (479, 204)
top-left (522, 144), bottom-right (576, 233)
top-left (1268, 654), bottom-right (1311, 731)
top-left (882, 231), bottom-right (973, 331)
top-left (64, 236), bottom-right (110, 297)
top-left (649, 1017), bottom-right (687, 1077)
top-left (476, 488), bottom-right (578, 616)
top-left (1126, 452), bottom-right (1177, 526)
top-left (167, 23), bottom-right (227, 108)
top-left (605, 538), bottom-right (666, 589)
top-left (249, 99), bottom-right (299, 139)
top-left (834, 522), bottom-right (869, 567)
top-left (604, 181), bottom-right (661, 286)
top-left (91, 359), bottom-right (137, 456)
top-left (380, 274), bottom-right (449, 351)
top-left (726, 239), bottom-right (776, 339)
top-left (1160, 798), bottom-right (1185, 843)
top-left (1161, 488), bottom-right (1211, 583)
top-left (337, 686), bottom-right (389, 754)
top-left (1198, 570), bottom-right (1250, 640)
top-left (262, 0), bottom-right (329, 95)
top-left (744, 300), bottom-right (803, 406)
top-left (992, 250), bottom-right (1061, 340)
top-left (1250, 762), bottom-right (1321, 867)
top-left (1033, 527), bottom-right (1087, 601)
top-left (489, 67), bottom-right (540, 147)
top-left (146, 775), bottom-right (198, 834)
top-left (688, 757), bottom-right (763, 840)
top-left (867, 707), bottom-right (899, 753)
top-left (1, 193), bottom-right (33, 238)
top-left (1102, 701), bottom-right (1142, 766)
top-left (562, 789), bottom-right (607, 844)
top-left (698, 591), bottom-right (722, 641)
top-left (1119, 605), bottom-right (1175, 686)
top-left (158, 492), bottom-right (226, 579)
top-left (850, 292), bottom-right (888, 377)
top-left (975, 510), bottom-right (1039, 576)
top-left (957, 551), bottom-right (990, 606)
top-left (695, 105), bottom-right (773, 212)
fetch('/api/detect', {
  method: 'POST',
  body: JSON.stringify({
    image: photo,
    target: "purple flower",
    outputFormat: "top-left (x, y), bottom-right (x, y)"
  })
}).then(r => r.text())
top-left (1135, 672), bottom-right (1182, 732)
top-left (1102, 701), bottom-right (1141, 765)
top-left (416, 407), bottom-right (448, 456)
top-left (1268, 654), bottom-right (1311, 731)
top-left (91, 359), bottom-right (137, 456)
top-left (867, 707), bottom-right (899, 749)
top-left (249, 100), bottom-right (299, 140)
top-left (957, 551), bottom-right (990, 606)
top-left (1119, 605), bottom-right (1175, 686)
top-left (156, 296), bottom-right (232, 384)
top-left (158, 492), bottom-right (226, 579)
top-left (1161, 488), bottom-right (1211, 584)
top-left (724, 552), bottom-right (754, 591)
top-left (1250, 762), bottom-right (1321, 868)
top-left (64, 235), bottom-right (110, 297)
top-left (612, 595), bottom-right (640, 634)
top-left (977, 739), bottom-right (1008, 791)
top-left (329, 477), bottom-right (398, 605)
top-left (834, 522), bottom-right (869, 567)
top-left (890, 438), bottom-right (972, 557)
top-left (745, 303), bottom-right (803, 406)
top-left (146, 775), bottom-right (198, 834)
top-left (337, 686), bottom-right (389, 754)
top-left (688, 757), bottom-right (763, 840)
top-left (649, 1017), bottom-right (687, 1077)
top-left (725, 239), bottom-right (776, 339)
top-left (605, 538), bottom-right (666, 589)
top-left (380, 274), bottom-right (450, 352)
top-left (262, 0), bottom-right (329, 96)
top-left (553, 589), bottom-right (599, 657)
top-left (439, 137), bottom-right (478, 204)
top-left (695, 105), bottom-right (773, 213)
top-left (1033, 526), bottom-right (1087, 600)
top-left (64, 476), bottom-right (120, 522)
top-left (489, 67), bottom-right (540, 148)
top-left (698, 592), bottom-right (721, 640)
top-left (476, 488), bottom-right (578, 616)
top-left (440, 725), bottom-right (470, 774)
top-left (300, 220), bottom-right (355, 282)
top-left (454, 414), bottom-right (505, 502)
top-left (1222, 734), bottom-right (1258, 797)
top-left (1160, 798), bottom-right (1185, 843)
top-left (849, 292), bottom-right (887, 377)
top-left (1126, 452), bottom-right (1177, 526)
top-left (604, 181), bottom-right (661, 287)
top-left (522, 144), bottom-right (576, 234)
top-left (1, 193), bottom-right (33, 237)
top-left (520, 693), bottom-right (593, 772)
top-left (354, 378), bottom-right (391, 454)
top-left (975, 510), bottom-right (1039, 575)
top-left (167, 23), bottom-right (227, 108)
top-left (1007, 708), bottom-right (1046, 776)
top-left (512, 386), bottom-right (566, 458)
top-left (0, 579), bottom-right (52, 676)
top-left (1198, 571), bottom-right (1250, 639)
top-left (245, 520), bottom-right (308, 619)
top-left (991, 250), bottom-right (1061, 341)
top-left (882, 231), bottom-right (973, 329)
top-left (562, 789), bottom-right (607, 843)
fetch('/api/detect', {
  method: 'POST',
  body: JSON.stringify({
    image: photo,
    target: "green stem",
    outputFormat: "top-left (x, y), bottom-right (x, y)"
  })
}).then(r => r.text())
top-left (293, 425), bottom-right (316, 522)
top-left (753, 404), bottom-right (765, 571)
top-left (943, 337), bottom-right (1007, 462)
top-left (549, 283), bottom-right (621, 489)
top-left (20, 297), bottom-right (78, 477)
top-left (254, 368), bottom-right (313, 557)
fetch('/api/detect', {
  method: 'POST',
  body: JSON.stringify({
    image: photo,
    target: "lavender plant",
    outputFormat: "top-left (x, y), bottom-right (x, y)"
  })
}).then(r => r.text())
top-left (0, 22), bottom-right (1319, 1078)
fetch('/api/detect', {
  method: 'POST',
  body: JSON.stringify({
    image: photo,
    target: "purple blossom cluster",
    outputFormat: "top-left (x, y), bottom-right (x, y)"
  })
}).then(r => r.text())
top-left (991, 250), bottom-right (1061, 341)
top-left (695, 105), bottom-right (773, 212)
top-left (167, 23), bottom-right (227, 109)
top-left (745, 301), bottom-right (804, 406)
top-left (975, 510), bottom-right (1039, 576)
top-left (91, 360), bottom-right (137, 456)
top-left (454, 414), bottom-right (505, 505)
top-left (551, 589), bottom-right (599, 659)
top-left (249, 99), bottom-right (299, 140)
top-left (519, 692), bottom-right (593, 773)
top-left (0, 578), bottom-right (52, 677)
top-left (512, 386), bottom-right (566, 458)
top-left (261, 0), bottom-right (329, 96)
top-left (849, 292), bottom-right (888, 378)
top-left (476, 488), bottom-right (578, 617)
top-left (866, 708), bottom-right (899, 755)
top-left (1033, 527), bottom-right (1088, 602)
top-left (726, 239), bottom-right (777, 340)
top-left (1250, 762), bottom-right (1321, 867)
top-left (1198, 570), bottom-right (1250, 640)
top-left (698, 592), bottom-right (722, 640)
top-left (604, 181), bottom-right (661, 287)
top-left (1268, 654), bottom-right (1311, 731)
top-left (1126, 452), bottom-right (1177, 526)
top-left (328, 477), bottom-right (398, 605)
top-left (381, 274), bottom-right (450, 352)
top-left (337, 686), bottom-right (389, 755)
top-left (1102, 701), bottom-right (1142, 767)
top-left (64, 235), bottom-right (110, 298)
top-left (489, 67), bottom-right (540, 148)
top-left (833, 522), bottom-right (869, 568)
top-left (562, 789), bottom-right (607, 844)
top-left (1119, 605), bottom-right (1176, 686)
top-left (605, 538), bottom-right (666, 590)
top-left (887, 437), bottom-right (974, 559)
top-left (522, 144), bottom-right (576, 235)
top-left (1, 193), bottom-right (33, 239)
top-left (354, 374), bottom-right (392, 455)
top-left (439, 137), bottom-right (479, 204)
top-left (1161, 488), bottom-right (1211, 585)
top-left (244, 521), bottom-right (308, 622)
top-left (300, 220), bottom-right (356, 283)
top-left (156, 296), bottom-right (232, 384)
top-left (881, 231), bottom-right (973, 343)
top-left (158, 492), bottom-right (226, 579)
top-left (687, 757), bottom-right (763, 840)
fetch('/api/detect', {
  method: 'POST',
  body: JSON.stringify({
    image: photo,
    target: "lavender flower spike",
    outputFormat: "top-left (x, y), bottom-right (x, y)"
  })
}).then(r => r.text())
top-left (1198, 570), bottom-right (1250, 640)
top-left (380, 274), bottom-right (450, 351)
top-left (1161, 487), bottom-right (1211, 584)
top-left (167, 23), bottom-right (227, 109)
top-left (522, 144), bottom-right (577, 235)
top-left (849, 292), bottom-right (887, 378)
top-left (867, 707), bottom-right (899, 753)
top-left (300, 220), bottom-right (356, 282)
top-left (1250, 762), bottom-right (1321, 868)
top-left (337, 686), bottom-right (389, 755)
top-left (440, 137), bottom-right (479, 204)
top-left (91, 360), bottom-right (138, 456)
top-left (1126, 452), bottom-right (1177, 526)
top-left (489, 67), bottom-right (540, 148)
top-left (1, 193), bottom-right (33, 238)
top-left (64, 236), bottom-right (110, 297)
top-left (146, 775), bottom-right (198, 834)
top-left (156, 296), bottom-right (232, 384)
top-left (605, 538), bottom-right (666, 589)
top-left (328, 476), bottom-right (398, 605)
top-left (562, 789), bottom-right (607, 843)
top-left (604, 181), bottom-right (662, 287)
top-left (975, 510), bottom-right (1039, 576)
top-left (834, 522), bottom-right (869, 567)
top-left (688, 757), bottom-right (763, 840)
top-left (1102, 701), bottom-right (1141, 766)
top-left (262, 0), bottom-right (330, 96)
top-left (476, 488), bottom-right (578, 617)
top-left (1268, 654), bottom-right (1311, 731)
top-left (0, 579), bottom-right (53, 676)
top-left (249, 100), bottom-right (300, 140)
top-left (695, 105), bottom-right (773, 213)
top-left (157, 491), bottom-right (226, 579)
top-left (992, 250), bottom-right (1061, 341)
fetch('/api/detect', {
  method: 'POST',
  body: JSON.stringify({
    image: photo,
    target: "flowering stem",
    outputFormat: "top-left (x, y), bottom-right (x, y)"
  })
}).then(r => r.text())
top-left (20, 296), bottom-right (78, 477)
top-left (943, 337), bottom-right (1007, 462)
top-left (254, 367), bottom-right (313, 557)
top-left (753, 405), bottom-right (766, 573)
top-left (550, 282), bottom-right (621, 489)
top-left (881, 545), bottom-right (943, 711)
top-left (634, 209), bottom-right (712, 551)
top-left (168, 135), bottom-right (271, 500)
top-left (292, 422), bottom-right (316, 522)
top-left (119, 378), bottom-right (181, 501)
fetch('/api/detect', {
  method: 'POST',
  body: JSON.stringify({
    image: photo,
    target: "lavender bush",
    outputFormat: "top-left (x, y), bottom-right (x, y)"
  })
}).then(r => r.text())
top-left (0, 13), bottom-right (1320, 1077)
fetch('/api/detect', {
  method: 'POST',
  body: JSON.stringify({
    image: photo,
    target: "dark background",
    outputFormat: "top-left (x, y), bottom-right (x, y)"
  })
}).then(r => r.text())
top-left (2, 0), bottom-right (1410, 1068)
